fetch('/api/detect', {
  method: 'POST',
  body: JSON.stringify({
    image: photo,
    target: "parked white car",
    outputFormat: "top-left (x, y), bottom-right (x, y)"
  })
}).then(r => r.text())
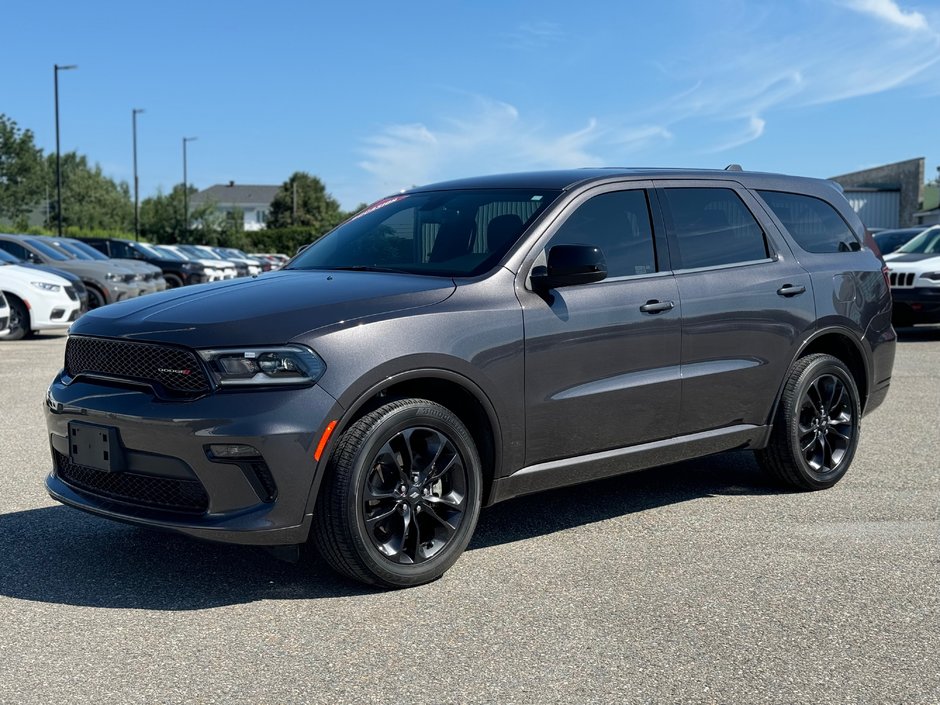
top-left (156, 245), bottom-right (232, 281)
top-left (0, 260), bottom-right (81, 340)
top-left (0, 291), bottom-right (9, 337)
top-left (883, 225), bottom-right (940, 326)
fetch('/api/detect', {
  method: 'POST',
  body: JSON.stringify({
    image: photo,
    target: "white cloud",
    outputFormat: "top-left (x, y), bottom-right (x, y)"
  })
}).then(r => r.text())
top-left (704, 116), bottom-right (766, 154)
top-left (841, 0), bottom-right (930, 31)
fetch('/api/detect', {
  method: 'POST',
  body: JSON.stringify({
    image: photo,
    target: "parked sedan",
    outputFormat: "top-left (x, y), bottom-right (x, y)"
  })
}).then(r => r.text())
top-left (874, 227), bottom-right (925, 255)
top-left (0, 234), bottom-right (139, 309)
top-left (155, 245), bottom-right (229, 282)
top-left (0, 257), bottom-right (80, 339)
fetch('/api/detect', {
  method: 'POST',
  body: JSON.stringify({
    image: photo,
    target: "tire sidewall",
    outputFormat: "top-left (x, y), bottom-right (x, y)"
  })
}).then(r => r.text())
top-left (786, 357), bottom-right (861, 489)
top-left (5, 298), bottom-right (29, 340)
top-left (344, 403), bottom-right (482, 586)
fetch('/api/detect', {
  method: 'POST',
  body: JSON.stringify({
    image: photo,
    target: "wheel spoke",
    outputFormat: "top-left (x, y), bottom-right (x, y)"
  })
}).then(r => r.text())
top-left (829, 381), bottom-right (846, 412)
top-left (365, 505), bottom-right (399, 528)
top-left (801, 435), bottom-right (817, 453)
top-left (422, 503), bottom-right (457, 538)
top-left (398, 504), bottom-right (413, 563)
top-left (422, 493), bottom-right (464, 512)
top-left (426, 454), bottom-right (459, 485)
top-left (378, 438), bottom-right (411, 486)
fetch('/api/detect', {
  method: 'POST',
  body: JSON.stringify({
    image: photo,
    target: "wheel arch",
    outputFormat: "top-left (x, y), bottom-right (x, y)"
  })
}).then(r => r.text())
top-left (304, 368), bottom-right (504, 532)
top-left (768, 326), bottom-right (870, 425)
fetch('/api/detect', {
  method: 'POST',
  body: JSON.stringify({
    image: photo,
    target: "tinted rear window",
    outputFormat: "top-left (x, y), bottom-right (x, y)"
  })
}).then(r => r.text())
top-left (758, 190), bottom-right (860, 253)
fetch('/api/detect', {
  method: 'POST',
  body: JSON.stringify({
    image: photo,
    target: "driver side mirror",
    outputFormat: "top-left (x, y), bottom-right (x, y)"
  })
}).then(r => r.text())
top-left (531, 244), bottom-right (607, 291)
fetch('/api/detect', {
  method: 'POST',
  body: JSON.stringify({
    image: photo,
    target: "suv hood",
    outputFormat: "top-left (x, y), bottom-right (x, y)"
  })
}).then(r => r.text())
top-left (69, 269), bottom-right (456, 346)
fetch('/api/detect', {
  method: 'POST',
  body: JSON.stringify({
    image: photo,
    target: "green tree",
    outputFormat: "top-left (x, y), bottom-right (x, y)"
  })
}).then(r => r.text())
top-left (267, 172), bottom-right (345, 234)
top-left (0, 114), bottom-right (46, 228)
top-left (46, 152), bottom-right (133, 232)
top-left (140, 184), bottom-right (218, 244)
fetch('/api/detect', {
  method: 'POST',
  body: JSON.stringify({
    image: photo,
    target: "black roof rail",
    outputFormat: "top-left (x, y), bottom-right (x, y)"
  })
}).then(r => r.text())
top-left (724, 164), bottom-right (743, 171)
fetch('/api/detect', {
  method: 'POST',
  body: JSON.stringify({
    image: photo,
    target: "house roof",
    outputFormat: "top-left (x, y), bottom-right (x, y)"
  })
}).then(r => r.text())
top-left (191, 183), bottom-right (279, 207)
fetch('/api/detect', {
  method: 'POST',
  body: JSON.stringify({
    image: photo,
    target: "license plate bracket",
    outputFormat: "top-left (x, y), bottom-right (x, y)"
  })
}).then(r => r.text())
top-left (68, 422), bottom-right (124, 473)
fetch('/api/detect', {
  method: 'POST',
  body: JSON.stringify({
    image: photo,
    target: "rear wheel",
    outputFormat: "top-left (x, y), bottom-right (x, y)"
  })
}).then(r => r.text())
top-left (313, 399), bottom-right (482, 588)
top-left (164, 274), bottom-right (184, 289)
top-left (757, 353), bottom-right (861, 490)
top-left (4, 297), bottom-right (30, 340)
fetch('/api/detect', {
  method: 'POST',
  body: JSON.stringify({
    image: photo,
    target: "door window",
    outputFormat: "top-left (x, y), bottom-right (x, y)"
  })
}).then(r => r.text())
top-left (546, 190), bottom-right (657, 277)
top-left (661, 188), bottom-right (768, 269)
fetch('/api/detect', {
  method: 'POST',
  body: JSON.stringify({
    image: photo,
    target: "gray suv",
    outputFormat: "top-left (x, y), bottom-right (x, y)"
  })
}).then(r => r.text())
top-left (44, 168), bottom-right (895, 587)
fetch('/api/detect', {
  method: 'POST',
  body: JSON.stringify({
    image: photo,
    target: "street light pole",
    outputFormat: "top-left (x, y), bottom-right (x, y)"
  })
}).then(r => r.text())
top-left (132, 109), bottom-right (144, 241)
top-left (182, 136), bottom-right (197, 240)
top-left (53, 64), bottom-right (77, 237)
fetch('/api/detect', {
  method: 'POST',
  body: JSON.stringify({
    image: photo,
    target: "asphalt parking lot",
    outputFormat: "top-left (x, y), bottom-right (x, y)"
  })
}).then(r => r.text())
top-left (0, 330), bottom-right (937, 704)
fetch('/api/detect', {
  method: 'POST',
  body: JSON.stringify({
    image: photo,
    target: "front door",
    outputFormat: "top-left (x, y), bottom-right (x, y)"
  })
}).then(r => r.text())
top-left (520, 184), bottom-right (682, 465)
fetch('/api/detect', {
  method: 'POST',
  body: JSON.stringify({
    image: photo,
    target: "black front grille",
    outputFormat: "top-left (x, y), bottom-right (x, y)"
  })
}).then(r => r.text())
top-left (55, 451), bottom-right (208, 513)
top-left (65, 336), bottom-right (212, 394)
top-left (889, 271), bottom-right (915, 287)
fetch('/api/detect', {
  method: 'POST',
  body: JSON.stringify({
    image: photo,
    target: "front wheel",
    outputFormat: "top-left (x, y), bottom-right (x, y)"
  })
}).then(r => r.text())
top-left (313, 399), bottom-right (482, 588)
top-left (4, 297), bottom-right (30, 340)
top-left (756, 353), bottom-right (861, 490)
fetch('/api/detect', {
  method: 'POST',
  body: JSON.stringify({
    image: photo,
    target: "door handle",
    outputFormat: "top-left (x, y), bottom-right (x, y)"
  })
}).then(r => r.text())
top-left (639, 300), bottom-right (675, 314)
top-left (777, 284), bottom-right (806, 297)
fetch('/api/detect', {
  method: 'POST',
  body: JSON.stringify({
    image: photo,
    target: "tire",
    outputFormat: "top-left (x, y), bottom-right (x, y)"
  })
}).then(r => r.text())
top-left (756, 353), bottom-right (861, 491)
top-left (4, 297), bottom-right (31, 340)
top-left (313, 399), bottom-right (483, 588)
top-left (164, 274), bottom-right (184, 289)
top-left (86, 285), bottom-right (107, 310)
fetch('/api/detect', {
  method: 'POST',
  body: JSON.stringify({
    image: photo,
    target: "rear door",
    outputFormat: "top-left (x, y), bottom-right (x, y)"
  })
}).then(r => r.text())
top-left (519, 182), bottom-right (682, 464)
top-left (654, 181), bottom-right (816, 435)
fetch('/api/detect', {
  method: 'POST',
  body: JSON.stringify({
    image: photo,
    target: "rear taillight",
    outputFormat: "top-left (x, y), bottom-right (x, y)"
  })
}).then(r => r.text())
top-left (864, 229), bottom-right (883, 258)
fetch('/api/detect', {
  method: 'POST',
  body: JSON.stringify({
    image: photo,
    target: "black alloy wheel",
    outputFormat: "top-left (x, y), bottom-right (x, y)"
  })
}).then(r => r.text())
top-left (86, 286), bottom-right (106, 310)
top-left (362, 426), bottom-right (469, 565)
top-left (757, 353), bottom-right (861, 490)
top-left (314, 398), bottom-right (482, 588)
top-left (797, 373), bottom-right (854, 475)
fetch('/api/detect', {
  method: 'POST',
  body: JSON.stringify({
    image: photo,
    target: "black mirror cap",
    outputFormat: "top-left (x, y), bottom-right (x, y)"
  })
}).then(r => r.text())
top-left (532, 244), bottom-right (608, 290)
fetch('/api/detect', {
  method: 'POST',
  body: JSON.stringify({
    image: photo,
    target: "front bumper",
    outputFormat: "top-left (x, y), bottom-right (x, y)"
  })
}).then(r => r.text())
top-left (44, 373), bottom-right (341, 545)
top-left (890, 286), bottom-right (940, 323)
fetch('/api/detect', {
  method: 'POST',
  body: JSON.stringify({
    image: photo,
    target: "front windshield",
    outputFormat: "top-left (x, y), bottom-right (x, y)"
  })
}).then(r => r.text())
top-left (67, 240), bottom-right (109, 261)
top-left (157, 245), bottom-right (191, 260)
top-left (180, 245), bottom-right (221, 260)
top-left (896, 227), bottom-right (940, 255)
top-left (288, 189), bottom-right (562, 277)
top-left (50, 241), bottom-right (93, 260)
top-left (136, 242), bottom-right (174, 260)
top-left (25, 238), bottom-right (69, 261)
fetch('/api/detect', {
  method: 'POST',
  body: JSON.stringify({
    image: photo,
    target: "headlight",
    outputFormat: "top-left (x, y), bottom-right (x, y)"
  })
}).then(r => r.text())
top-left (922, 272), bottom-right (940, 281)
top-left (198, 345), bottom-right (326, 387)
top-left (31, 281), bottom-right (62, 292)
top-left (105, 272), bottom-right (118, 281)
top-left (181, 262), bottom-right (203, 272)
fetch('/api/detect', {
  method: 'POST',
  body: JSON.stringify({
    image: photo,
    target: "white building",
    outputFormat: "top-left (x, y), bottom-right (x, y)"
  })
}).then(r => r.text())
top-left (190, 182), bottom-right (279, 232)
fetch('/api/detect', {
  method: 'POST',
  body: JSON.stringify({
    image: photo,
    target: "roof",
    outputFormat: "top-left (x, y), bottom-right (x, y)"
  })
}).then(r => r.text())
top-left (190, 184), bottom-right (279, 206)
top-left (406, 167), bottom-right (835, 195)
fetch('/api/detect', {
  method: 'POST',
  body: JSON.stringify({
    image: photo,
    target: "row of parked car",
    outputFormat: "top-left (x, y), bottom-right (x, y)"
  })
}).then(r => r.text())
top-left (0, 233), bottom-right (289, 340)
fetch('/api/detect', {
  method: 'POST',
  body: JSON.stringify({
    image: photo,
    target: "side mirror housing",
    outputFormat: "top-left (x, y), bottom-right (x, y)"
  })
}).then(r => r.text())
top-left (531, 244), bottom-right (607, 291)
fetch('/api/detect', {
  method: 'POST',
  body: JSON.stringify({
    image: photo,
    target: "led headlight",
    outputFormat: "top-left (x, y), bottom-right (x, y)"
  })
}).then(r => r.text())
top-left (31, 281), bottom-right (62, 292)
top-left (922, 272), bottom-right (940, 281)
top-left (198, 345), bottom-right (326, 387)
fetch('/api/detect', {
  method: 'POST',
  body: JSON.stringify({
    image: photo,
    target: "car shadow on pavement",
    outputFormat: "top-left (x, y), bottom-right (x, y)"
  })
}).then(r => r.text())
top-left (0, 451), bottom-right (777, 609)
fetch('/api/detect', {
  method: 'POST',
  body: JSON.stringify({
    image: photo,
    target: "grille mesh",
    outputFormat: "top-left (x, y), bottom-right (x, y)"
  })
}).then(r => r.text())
top-left (65, 336), bottom-right (211, 394)
top-left (55, 450), bottom-right (208, 513)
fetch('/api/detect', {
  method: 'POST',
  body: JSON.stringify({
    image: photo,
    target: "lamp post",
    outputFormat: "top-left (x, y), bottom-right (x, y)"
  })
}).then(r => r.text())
top-left (54, 63), bottom-right (78, 237)
top-left (132, 109), bottom-right (144, 241)
top-left (182, 136), bottom-right (198, 239)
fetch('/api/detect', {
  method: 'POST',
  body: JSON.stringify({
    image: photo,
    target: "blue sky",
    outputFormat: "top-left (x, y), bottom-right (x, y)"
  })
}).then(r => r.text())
top-left (2, 0), bottom-right (938, 209)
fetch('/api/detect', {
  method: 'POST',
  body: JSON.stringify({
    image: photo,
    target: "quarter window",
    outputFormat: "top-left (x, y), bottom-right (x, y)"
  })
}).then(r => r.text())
top-left (661, 188), bottom-right (768, 269)
top-left (547, 190), bottom-right (657, 278)
top-left (758, 190), bottom-right (860, 253)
